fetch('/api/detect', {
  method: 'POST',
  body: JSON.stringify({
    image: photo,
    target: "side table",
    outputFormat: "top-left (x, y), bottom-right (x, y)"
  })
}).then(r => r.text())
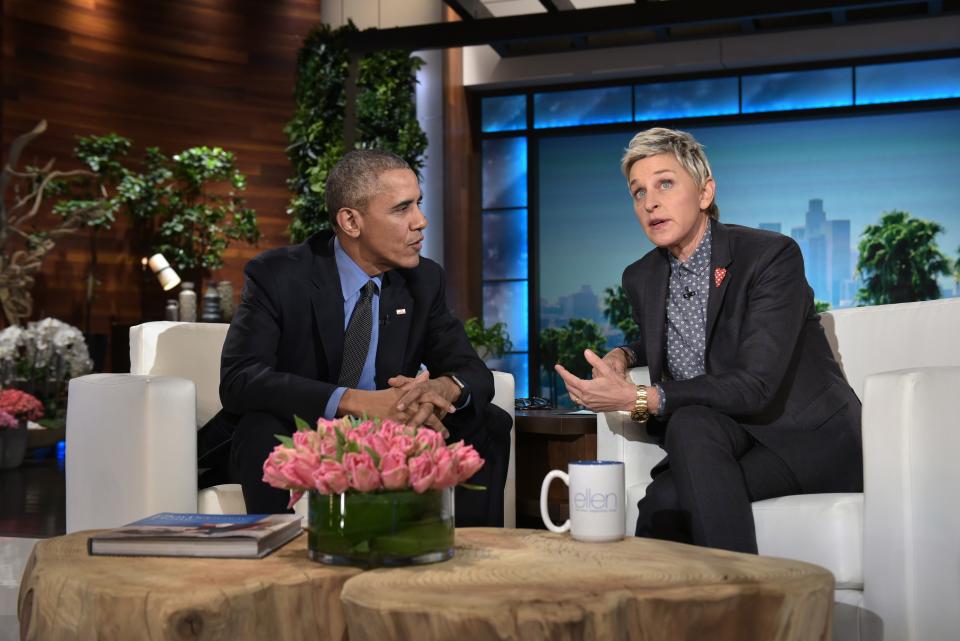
top-left (515, 409), bottom-right (596, 528)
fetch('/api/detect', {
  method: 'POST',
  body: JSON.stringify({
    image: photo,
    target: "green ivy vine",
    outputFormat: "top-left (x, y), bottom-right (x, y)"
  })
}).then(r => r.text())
top-left (285, 22), bottom-right (428, 242)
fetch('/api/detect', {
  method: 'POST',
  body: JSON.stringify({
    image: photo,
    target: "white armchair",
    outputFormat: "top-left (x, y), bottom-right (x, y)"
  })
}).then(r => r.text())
top-left (597, 298), bottom-right (960, 641)
top-left (66, 322), bottom-right (516, 531)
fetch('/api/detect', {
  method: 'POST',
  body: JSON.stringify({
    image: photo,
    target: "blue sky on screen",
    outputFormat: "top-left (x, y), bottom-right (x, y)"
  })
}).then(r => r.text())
top-left (538, 108), bottom-right (960, 306)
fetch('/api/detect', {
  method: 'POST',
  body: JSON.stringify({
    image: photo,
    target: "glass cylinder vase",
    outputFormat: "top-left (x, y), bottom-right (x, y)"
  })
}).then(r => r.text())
top-left (308, 488), bottom-right (454, 568)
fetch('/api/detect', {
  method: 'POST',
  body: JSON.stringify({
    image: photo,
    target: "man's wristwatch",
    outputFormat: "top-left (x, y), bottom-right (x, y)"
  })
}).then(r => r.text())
top-left (443, 373), bottom-right (469, 407)
top-left (630, 385), bottom-right (649, 423)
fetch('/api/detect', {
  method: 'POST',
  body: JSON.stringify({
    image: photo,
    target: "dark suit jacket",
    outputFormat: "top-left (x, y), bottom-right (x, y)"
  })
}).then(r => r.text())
top-left (622, 219), bottom-right (862, 492)
top-left (218, 231), bottom-right (494, 439)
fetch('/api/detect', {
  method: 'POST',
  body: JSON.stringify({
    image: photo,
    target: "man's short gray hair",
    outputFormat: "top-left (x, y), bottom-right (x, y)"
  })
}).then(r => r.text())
top-left (620, 128), bottom-right (719, 220)
top-left (326, 149), bottom-right (412, 226)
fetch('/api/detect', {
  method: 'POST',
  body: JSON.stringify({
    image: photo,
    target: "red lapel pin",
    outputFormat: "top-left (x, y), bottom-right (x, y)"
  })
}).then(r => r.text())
top-left (714, 267), bottom-right (727, 288)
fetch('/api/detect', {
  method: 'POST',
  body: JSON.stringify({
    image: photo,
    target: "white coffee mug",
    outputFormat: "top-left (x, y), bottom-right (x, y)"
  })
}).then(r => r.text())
top-left (540, 460), bottom-right (625, 542)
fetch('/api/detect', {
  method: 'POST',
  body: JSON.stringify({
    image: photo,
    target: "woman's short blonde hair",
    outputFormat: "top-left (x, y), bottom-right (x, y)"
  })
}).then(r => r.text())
top-left (620, 127), bottom-right (719, 220)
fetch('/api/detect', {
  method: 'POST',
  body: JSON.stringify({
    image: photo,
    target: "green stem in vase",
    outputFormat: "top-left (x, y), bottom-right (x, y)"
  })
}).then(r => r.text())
top-left (308, 488), bottom-right (454, 567)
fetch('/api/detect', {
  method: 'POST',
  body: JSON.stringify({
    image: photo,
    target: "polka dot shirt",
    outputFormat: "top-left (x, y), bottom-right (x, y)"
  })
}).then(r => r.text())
top-left (665, 223), bottom-right (711, 382)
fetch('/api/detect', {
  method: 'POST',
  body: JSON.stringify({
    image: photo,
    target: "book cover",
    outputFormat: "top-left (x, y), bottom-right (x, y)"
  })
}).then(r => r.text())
top-left (88, 513), bottom-right (303, 559)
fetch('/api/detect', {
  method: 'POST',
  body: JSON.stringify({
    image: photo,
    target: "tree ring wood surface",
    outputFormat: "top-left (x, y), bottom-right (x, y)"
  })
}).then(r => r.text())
top-left (340, 528), bottom-right (834, 641)
top-left (17, 530), bottom-right (360, 641)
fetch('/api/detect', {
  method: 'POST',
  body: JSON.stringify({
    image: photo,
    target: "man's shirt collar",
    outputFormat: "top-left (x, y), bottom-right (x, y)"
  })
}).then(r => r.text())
top-left (334, 236), bottom-right (382, 299)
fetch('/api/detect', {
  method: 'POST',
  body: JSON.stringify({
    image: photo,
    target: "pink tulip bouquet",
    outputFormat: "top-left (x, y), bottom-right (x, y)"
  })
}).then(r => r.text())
top-left (262, 416), bottom-right (485, 508)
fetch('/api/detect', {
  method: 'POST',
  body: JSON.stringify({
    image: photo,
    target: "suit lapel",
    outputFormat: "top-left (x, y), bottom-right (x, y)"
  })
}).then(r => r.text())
top-left (643, 251), bottom-right (669, 382)
top-left (706, 219), bottom-right (733, 352)
top-left (375, 269), bottom-right (413, 388)
top-left (310, 236), bottom-right (345, 378)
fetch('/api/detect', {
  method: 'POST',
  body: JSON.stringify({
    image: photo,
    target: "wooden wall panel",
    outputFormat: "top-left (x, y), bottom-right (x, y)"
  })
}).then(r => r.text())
top-left (441, 6), bottom-right (481, 321)
top-left (2, 0), bottom-right (322, 353)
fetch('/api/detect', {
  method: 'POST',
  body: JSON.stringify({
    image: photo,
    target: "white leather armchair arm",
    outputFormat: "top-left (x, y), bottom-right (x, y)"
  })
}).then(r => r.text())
top-left (595, 367), bottom-right (659, 532)
top-left (860, 365), bottom-right (960, 641)
top-left (66, 374), bottom-right (198, 532)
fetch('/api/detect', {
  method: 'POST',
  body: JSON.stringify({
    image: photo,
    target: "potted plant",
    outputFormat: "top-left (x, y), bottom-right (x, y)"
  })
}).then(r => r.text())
top-left (0, 318), bottom-right (93, 426)
top-left (0, 388), bottom-right (44, 469)
top-left (126, 146), bottom-right (260, 288)
top-left (464, 317), bottom-right (513, 363)
top-left (538, 319), bottom-right (607, 407)
top-left (49, 133), bottom-right (133, 334)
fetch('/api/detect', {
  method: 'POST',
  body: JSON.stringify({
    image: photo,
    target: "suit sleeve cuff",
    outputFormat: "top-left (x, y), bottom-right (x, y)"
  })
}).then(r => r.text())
top-left (324, 387), bottom-right (348, 419)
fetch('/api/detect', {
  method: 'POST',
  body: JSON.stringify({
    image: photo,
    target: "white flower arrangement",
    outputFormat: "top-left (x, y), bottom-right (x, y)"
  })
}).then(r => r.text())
top-left (0, 318), bottom-right (93, 417)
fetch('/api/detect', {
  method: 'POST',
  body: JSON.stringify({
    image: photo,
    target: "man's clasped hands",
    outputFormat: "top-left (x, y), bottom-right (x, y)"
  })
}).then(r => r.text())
top-left (337, 370), bottom-right (461, 437)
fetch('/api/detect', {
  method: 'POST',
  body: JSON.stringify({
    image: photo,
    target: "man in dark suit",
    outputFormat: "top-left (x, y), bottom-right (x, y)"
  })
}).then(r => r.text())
top-left (556, 128), bottom-right (862, 553)
top-left (202, 149), bottom-right (511, 525)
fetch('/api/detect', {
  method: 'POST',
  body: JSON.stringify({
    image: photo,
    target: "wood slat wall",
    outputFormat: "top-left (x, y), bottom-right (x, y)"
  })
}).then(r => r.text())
top-left (2, 0), bottom-right (322, 349)
top-left (442, 5), bottom-right (481, 321)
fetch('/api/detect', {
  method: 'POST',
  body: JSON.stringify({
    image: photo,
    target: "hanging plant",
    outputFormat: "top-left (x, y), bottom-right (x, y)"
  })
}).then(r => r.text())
top-left (285, 22), bottom-right (427, 242)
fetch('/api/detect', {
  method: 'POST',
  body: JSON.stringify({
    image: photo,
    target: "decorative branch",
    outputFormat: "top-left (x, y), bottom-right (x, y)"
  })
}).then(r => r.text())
top-left (0, 121), bottom-right (102, 327)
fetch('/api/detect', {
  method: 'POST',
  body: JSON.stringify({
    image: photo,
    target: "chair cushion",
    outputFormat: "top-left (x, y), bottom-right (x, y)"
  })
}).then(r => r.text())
top-left (130, 322), bottom-right (230, 426)
top-left (753, 493), bottom-right (863, 589)
top-left (627, 484), bottom-right (863, 589)
top-left (198, 483), bottom-right (308, 518)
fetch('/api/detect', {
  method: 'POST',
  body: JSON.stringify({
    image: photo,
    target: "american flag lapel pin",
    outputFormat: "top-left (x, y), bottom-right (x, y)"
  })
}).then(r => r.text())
top-left (396, 308), bottom-right (406, 315)
top-left (714, 267), bottom-right (727, 288)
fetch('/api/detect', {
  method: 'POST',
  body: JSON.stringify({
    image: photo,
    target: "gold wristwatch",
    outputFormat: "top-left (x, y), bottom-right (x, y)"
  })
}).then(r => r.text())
top-left (630, 385), bottom-right (649, 423)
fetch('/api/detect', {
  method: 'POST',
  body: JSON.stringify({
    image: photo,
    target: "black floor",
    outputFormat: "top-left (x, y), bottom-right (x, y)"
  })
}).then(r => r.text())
top-left (0, 457), bottom-right (65, 538)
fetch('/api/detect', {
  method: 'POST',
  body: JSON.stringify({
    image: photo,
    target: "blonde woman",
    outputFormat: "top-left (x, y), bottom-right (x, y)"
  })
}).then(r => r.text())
top-left (557, 128), bottom-right (862, 553)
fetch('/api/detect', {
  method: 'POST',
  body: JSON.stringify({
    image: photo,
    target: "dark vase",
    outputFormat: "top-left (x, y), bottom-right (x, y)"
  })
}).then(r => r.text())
top-left (0, 426), bottom-right (28, 469)
top-left (308, 488), bottom-right (454, 568)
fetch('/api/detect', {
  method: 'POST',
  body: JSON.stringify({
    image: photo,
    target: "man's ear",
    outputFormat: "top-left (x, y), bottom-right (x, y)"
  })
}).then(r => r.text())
top-left (335, 208), bottom-right (361, 238)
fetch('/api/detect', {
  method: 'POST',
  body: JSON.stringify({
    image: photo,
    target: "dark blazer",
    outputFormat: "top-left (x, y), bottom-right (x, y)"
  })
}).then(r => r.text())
top-left (218, 231), bottom-right (494, 436)
top-left (622, 219), bottom-right (862, 492)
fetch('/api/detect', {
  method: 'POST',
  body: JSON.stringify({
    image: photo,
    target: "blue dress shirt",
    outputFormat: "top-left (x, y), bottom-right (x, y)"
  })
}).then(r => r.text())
top-left (323, 238), bottom-right (383, 419)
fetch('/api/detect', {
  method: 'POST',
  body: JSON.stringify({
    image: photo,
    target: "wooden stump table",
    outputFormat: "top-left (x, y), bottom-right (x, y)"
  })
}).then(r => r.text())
top-left (341, 528), bottom-right (834, 641)
top-left (19, 528), bottom-right (834, 641)
top-left (18, 530), bottom-right (361, 641)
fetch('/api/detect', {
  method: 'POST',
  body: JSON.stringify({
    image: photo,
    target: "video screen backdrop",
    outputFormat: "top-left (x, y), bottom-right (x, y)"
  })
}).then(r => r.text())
top-left (538, 107), bottom-right (960, 374)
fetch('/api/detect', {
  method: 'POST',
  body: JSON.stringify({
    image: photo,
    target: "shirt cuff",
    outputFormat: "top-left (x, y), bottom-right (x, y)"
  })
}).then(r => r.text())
top-left (324, 387), bottom-right (348, 420)
top-left (652, 383), bottom-right (666, 416)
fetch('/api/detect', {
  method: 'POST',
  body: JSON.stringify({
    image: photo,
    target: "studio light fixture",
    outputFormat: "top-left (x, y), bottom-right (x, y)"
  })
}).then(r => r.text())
top-left (144, 253), bottom-right (181, 291)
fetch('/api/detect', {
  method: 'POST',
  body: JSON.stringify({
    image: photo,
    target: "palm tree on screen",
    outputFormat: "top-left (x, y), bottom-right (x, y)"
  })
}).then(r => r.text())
top-left (855, 210), bottom-right (950, 305)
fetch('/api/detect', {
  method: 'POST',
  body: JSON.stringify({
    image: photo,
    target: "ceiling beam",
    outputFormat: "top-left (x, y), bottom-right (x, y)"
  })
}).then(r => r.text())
top-left (353, 1), bottom-right (925, 53)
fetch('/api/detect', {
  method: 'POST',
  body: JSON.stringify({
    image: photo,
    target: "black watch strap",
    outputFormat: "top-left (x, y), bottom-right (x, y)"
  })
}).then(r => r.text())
top-left (442, 373), bottom-right (469, 407)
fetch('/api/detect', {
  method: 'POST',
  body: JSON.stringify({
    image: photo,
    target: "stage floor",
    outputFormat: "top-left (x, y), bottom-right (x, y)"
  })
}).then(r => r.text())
top-left (0, 456), bottom-right (64, 640)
